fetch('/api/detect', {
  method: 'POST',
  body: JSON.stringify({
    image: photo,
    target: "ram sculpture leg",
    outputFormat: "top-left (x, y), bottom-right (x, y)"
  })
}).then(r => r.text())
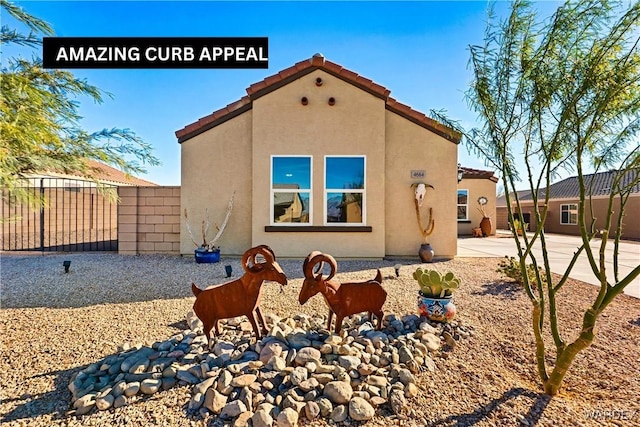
top-left (214, 319), bottom-right (222, 336)
top-left (247, 311), bottom-right (263, 339)
top-left (334, 315), bottom-right (345, 334)
top-left (254, 306), bottom-right (269, 335)
top-left (375, 310), bottom-right (384, 330)
top-left (327, 310), bottom-right (335, 331)
top-left (202, 321), bottom-right (214, 350)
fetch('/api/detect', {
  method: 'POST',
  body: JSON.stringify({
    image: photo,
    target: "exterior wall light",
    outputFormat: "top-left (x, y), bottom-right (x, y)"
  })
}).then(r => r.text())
top-left (457, 163), bottom-right (464, 183)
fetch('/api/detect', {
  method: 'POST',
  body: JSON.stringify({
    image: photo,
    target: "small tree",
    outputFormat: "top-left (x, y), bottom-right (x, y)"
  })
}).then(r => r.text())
top-left (435, 0), bottom-right (640, 395)
top-left (0, 0), bottom-right (159, 208)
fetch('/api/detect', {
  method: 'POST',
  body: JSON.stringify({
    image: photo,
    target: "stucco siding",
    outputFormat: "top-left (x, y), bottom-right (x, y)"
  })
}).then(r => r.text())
top-left (251, 70), bottom-right (386, 257)
top-left (496, 195), bottom-right (639, 240)
top-left (385, 110), bottom-right (458, 258)
top-left (180, 112), bottom-right (253, 255)
top-left (544, 196), bottom-right (640, 239)
top-left (457, 178), bottom-right (497, 236)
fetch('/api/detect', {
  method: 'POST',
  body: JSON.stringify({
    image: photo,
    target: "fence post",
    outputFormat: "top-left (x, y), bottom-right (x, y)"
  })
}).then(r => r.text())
top-left (40, 178), bottom-right (45, 252)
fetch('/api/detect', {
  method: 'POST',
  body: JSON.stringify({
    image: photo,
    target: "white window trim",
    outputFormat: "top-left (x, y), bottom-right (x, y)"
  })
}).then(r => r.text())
top-left (457, 189), bottom-right (469, 221)
top-left (323, 155), bottom-right (366, 226)
top-left (560, 203), bottom-right (578, 225)
top-left (270, 155), bottom-right (313, 226)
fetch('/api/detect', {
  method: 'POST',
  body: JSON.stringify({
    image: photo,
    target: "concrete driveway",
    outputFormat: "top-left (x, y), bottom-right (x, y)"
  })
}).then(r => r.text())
top-left (457, 232), bottom-right (640, 298)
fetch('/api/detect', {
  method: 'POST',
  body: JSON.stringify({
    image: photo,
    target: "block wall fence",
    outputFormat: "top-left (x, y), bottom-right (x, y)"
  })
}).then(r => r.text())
top-left (117, 186), bottom-right (181, 254)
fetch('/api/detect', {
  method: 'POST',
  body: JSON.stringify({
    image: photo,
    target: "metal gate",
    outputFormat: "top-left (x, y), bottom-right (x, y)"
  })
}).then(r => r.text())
top-left (1, 178), bottom-right (118, 251)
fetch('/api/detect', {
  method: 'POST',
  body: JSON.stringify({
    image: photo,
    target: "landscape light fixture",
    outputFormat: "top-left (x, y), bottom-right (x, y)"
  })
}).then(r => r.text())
top-left (394, 264), bottom-right (402, 277)
top-left (225, 265), bottom-right (233, 278)
top-left (457, 163), bottom-right (464, 183)
top-left (63, 260), bottom-right (71, 273)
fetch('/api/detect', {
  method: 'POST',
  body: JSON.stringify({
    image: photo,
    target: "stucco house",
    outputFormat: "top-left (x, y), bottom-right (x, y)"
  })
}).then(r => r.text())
top-left (457, 166), bottom-right (498, 236)
top-left (176, 54), bottom-right (462, 258)
top-left (496, 169), bottom-right (640, 240)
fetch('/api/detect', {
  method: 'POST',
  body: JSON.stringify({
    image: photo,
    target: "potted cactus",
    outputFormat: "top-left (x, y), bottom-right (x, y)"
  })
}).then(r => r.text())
top-left (413, 267), bottom-right (459, 322)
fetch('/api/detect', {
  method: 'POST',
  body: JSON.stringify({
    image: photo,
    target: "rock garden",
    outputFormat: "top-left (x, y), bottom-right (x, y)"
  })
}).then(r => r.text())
top-left (68, 311), bottom-right (472, 425)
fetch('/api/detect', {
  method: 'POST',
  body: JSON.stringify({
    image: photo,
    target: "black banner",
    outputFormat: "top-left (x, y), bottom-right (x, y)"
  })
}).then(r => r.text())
top-left (42, 37), bottom-right (269, 69)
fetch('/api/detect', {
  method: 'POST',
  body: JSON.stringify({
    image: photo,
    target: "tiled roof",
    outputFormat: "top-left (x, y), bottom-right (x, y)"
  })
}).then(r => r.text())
top-left (176, 54), bottom-right (462, 144)
top-left (526, 169), bottom-right (640, 200)
top-left (84, 160), bottom-right (158, 186)
top-left (460, 166), bottom-right (498, 182)
top-left (497, 169), bottom-right (639, 205)
top-left (38, 159), bottom-right (158, 186)
top-left (496, 190), bottom-right (530, 207)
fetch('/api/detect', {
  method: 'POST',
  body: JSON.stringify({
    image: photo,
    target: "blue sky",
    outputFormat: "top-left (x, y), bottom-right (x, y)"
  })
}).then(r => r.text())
top-left (4, 1), bottom-right (562, 186)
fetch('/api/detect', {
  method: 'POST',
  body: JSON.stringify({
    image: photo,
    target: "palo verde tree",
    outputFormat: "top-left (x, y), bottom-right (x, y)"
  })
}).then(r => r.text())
top-left (434, 0), bottom-right (640, 395)
top-left (0, 0), bottom-right (159, 208)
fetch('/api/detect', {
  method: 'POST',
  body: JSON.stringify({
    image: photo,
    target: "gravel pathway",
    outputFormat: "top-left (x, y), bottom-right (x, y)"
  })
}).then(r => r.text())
top-left (1, 252), bottom-right (639, 426)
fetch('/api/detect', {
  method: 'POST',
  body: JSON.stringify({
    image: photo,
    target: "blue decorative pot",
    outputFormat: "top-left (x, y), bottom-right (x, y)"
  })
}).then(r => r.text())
top-left (418, 292), bottom-right (456, 322)
top-left (194, 247), bottom-right (220, 263)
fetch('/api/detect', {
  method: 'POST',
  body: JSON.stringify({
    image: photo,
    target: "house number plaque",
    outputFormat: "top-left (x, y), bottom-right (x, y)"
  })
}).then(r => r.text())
top-left (411, 170), bottom-right (426, 179)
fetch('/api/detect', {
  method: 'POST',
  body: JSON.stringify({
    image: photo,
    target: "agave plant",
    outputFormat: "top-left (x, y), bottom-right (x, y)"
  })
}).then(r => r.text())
top-left (413, 267), bottom-right (460, 298)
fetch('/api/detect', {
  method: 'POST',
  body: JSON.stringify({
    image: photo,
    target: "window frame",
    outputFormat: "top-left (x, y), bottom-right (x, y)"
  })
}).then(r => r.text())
top-left (560, 203), bottom-right (578, 225)
top-left (457, 189), bottom-right (469, 221)
top-left (270, 155), bottom-right (313, 226)
top-left (323, 155), bottom-right (366, 226)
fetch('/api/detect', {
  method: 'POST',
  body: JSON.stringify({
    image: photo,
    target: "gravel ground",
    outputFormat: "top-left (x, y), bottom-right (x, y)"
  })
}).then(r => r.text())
top-left (1, 252), bottom-right (639, 426)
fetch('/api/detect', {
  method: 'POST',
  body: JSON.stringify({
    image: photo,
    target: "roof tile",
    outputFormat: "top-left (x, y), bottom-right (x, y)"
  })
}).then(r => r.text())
top-left (278, 66), bottom-right (298, 79)
top-left (324, 61), bottom-right (343, 74)
top-left (460, 166), bottom-right (498, 182)
top-left (294, 59), bottom-right (311, 71)
top-left (47, 159), bottom-right (158, 186)
top-left (519, 169), bottom-right (640, 200)
top-left (340, 69), bottom-right (358, 80)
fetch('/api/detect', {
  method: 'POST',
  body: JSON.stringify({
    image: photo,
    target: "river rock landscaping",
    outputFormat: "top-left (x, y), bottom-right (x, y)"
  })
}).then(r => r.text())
top-left (68, 311), bottom-right (471, 424)
top-left (1, 253), bottom-right (639, 426)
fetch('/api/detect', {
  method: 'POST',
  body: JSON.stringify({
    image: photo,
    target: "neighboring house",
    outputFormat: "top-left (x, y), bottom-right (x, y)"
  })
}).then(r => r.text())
top-left (24, 159), bottom-right (158, 187)
top-left (495, 189), bottom-right (530, 232)
top-left (176, 54), bottom-right (462, 258)
top-left (496, 169), bottom-right (640, 240)
top-left (457, 166), bottom-right (498, 236)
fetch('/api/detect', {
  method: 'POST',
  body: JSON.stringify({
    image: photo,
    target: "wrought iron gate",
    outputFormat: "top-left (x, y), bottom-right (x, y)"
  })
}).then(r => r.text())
top-left (1, 178), bottom-right (118, 251)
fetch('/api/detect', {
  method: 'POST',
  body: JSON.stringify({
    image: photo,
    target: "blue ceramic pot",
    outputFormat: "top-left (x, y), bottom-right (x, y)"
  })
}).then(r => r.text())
top-left (194, 247), bottom-right (220, 263)
top-left (417, 292), bottom-right (456, 322)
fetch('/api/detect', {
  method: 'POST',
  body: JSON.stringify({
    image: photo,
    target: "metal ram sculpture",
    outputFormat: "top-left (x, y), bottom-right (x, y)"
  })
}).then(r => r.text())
top-left (191, 245), bottom-right (287, 348)
top-left (298, 251), bottom-right (387, 333)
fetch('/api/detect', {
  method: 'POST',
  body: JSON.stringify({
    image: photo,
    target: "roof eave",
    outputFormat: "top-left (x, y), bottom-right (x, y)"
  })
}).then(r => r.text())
top-left (176, 98), bottom-right (252, 143)
top-left (176, 55), bottom-right (461, 144)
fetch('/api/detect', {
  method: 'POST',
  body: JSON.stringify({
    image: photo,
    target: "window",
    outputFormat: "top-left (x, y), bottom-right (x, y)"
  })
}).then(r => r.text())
top-left (324, 156), bottom-right (365, 225)
top-left (560, 203), bottom-right (578, 225)
top-left (457, 189), bottom-right (468, 220)
top-left (271, 156), bottom-right (311, 224)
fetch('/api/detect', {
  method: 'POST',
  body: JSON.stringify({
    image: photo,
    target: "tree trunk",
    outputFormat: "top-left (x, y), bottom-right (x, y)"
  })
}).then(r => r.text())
top-left (543, 309), bottom-right (597, 395)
